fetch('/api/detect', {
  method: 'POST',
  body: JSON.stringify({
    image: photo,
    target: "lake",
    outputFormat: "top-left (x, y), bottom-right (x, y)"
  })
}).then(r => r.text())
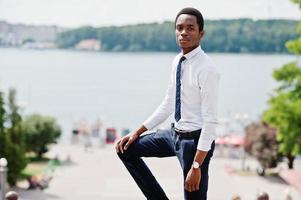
top-left (0, 48), bottom-right (295, 139)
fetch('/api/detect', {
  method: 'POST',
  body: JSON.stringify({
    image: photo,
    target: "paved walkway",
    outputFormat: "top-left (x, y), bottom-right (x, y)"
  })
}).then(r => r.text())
top-left (16, 143), bottom-right (301, 200)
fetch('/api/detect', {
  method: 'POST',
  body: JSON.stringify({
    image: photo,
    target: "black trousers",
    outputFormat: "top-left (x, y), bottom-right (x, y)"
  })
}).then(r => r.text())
top-left (117, 128), bottom-right (215, 200)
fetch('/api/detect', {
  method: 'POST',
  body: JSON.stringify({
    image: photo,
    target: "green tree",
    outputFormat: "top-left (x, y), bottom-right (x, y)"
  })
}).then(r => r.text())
top-left (7, 88), bottom-right (24, 145)
top-left (5, 88), bottom-right (27, 185)
top-left (0, 89), bottom-right (5, 137)
top-left (263, 0), bottom-right (301, 169)
top-left (23, 114), bottom-right (61, 158)
top-left (0, 89), bottom-right (7, 157)
top-left (0, 88), bottom-right (27, 186)
top-left (56, 19), bottom-right (297, 53)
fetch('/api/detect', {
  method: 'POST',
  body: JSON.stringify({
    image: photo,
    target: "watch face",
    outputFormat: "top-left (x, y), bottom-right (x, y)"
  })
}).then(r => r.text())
top-left (193, 161), bottom-right (199, 168)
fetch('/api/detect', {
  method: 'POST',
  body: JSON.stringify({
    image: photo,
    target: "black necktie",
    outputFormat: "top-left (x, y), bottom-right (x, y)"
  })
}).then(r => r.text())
top-left (175, 56), bottom-right (186, 122)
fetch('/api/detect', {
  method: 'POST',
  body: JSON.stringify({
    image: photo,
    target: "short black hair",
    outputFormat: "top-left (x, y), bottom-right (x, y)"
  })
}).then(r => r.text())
top-left (175, 7), bottom-right (204, 31)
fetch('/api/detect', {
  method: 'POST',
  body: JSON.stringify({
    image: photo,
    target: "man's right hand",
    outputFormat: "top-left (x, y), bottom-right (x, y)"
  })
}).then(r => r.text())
top-left (115, 132), bottom-right (139, 154)
top-left (115, 125), bottom-right (147, 153)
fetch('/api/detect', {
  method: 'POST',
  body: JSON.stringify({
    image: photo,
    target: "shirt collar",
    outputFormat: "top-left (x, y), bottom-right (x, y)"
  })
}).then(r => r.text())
top-left (182, 46), bottom-right (202, 60)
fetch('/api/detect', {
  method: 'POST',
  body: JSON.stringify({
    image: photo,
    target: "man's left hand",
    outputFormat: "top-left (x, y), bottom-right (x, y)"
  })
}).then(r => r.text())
top-left (184, 168), bottom-right (201, 192)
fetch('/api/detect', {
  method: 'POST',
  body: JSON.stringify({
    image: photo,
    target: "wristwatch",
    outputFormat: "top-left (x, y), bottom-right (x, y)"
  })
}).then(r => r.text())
top-left (192, 161), bottom-right (200, 169)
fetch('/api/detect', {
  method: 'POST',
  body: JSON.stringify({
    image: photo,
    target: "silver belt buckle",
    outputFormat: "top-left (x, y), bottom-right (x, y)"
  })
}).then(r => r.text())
top-left (175, 128), bottom-right (188, 133)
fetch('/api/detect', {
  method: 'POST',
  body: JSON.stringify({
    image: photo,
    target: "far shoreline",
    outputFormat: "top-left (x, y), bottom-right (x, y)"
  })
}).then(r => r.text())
top-left (0, 46), bottom-right (295, 56)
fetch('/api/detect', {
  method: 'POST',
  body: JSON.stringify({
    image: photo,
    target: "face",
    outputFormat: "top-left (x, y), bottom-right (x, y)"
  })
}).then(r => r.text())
top-left (175, 14), bottom-right (204, 54)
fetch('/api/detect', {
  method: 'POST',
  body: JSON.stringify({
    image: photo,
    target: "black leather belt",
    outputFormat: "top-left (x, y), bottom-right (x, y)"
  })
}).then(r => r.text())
top-left (174, 128), bottom-right (202, 139)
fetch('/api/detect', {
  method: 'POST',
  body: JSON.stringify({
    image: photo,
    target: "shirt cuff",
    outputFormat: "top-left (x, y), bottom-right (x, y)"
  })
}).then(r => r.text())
top-left (142, 118), bottom-right (155, 131)
top-left (197, 138), bottom-right (214, 151)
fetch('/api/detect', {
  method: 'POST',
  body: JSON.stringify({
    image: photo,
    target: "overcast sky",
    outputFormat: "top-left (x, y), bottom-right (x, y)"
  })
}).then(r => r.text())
top-left (0, 0), bottom-right (300, 27)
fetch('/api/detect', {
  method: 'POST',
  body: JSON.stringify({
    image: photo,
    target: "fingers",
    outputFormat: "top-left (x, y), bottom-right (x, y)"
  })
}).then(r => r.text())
top-left (196, 181), bottom-right (200, 191)
top-left (184, 181), bottom-right (200, 192)
top-left (191, 184), bottom-right (196, 192)
top-left (118, 138), bottom-right (128, 153)
top-left (115, 138), bottom-right (121, 152)
top-left (115, 137), bottom-right (127, 153)
top-left (185, 184), bottom-right (196, 192)
top-left (115, 135), bottom-right (137, 153)
top-left (184, 182), bottom-right (189, 192)
top-left (185, 181), bottom-right (192, 192)
top-left (124, 137), bottom-right (133, 150)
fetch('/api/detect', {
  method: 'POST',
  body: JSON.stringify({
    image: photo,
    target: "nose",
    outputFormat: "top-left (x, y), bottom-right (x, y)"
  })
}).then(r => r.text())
top-left (181, 28), bottom-right (186, 34)
top-left (180, 28), bottom-right (188, 36)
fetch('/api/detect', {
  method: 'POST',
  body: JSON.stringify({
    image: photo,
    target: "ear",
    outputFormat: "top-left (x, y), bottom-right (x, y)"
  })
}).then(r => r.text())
top-left (199, 30), bottom-right (205, 40)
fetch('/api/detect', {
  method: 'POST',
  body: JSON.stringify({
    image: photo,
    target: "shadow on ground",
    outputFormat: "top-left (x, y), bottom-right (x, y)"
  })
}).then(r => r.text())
top-left (261, 174), bottom-right (288, 185)
top-left (15, 188), bottom-right (60, 200)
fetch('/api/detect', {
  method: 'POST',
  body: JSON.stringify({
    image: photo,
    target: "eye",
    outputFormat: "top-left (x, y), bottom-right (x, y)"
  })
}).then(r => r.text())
top-left (187, 26), bottom-right (194, 31)
top-left (176, 25), bottom-right (183, 31)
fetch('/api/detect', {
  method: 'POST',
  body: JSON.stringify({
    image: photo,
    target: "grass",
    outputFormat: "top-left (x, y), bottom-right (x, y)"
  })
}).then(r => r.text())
top-left (19, 152), bottom-right (61, 182)
top-left (236, 169), bottom-right (256, 176)
top-left (28, 157), bottom-right (51, 162)
top-left (21, 161), bottom-right (49, 179)
top-left (20, 155), bottom-right (57, 180)
top-left (26, 153), bottom-right (51, 162)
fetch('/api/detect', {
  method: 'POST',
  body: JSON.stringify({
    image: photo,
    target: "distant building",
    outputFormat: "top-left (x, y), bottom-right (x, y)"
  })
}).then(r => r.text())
top-left (0, 21), bottom-right (67, 47)
top-left (21, 41), bottom-right (57, 49)
top-left (1, 32), bottom-right (21, 46)
top-left (75, 39), bottom-right (101, 51)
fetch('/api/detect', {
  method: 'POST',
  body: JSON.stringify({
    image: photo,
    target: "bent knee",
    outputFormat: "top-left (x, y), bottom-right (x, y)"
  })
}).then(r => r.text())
top-left (116, 151), bottom-right (125, 160)
top-left (116, 149), bottom-right (136, 161)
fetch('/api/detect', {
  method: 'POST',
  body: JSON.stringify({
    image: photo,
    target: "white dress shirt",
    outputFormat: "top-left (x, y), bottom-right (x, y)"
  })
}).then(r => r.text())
top-left (143, 46), bottom-right (220, 151)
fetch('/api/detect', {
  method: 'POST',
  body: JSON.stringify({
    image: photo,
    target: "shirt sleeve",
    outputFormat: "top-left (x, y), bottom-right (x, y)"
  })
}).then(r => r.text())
top-left (143, 65), bottom-right (176, 130)
top-left (197, 69), bottom-right (220, 151)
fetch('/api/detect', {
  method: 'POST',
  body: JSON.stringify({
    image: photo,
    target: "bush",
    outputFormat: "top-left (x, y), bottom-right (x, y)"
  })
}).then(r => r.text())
top-left (23, 114), bottom-right (61, 158)
top-left (245, 122), bottom-right (281, 174)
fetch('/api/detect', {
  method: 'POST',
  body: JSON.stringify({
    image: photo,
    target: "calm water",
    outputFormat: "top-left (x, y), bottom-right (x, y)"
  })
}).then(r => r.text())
top-left (0, 48), bottom-right (295, 138)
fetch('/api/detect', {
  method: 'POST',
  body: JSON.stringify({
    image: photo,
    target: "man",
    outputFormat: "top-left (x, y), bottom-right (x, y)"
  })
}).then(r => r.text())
top-left (116, 7), bottom-right (219, 200)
